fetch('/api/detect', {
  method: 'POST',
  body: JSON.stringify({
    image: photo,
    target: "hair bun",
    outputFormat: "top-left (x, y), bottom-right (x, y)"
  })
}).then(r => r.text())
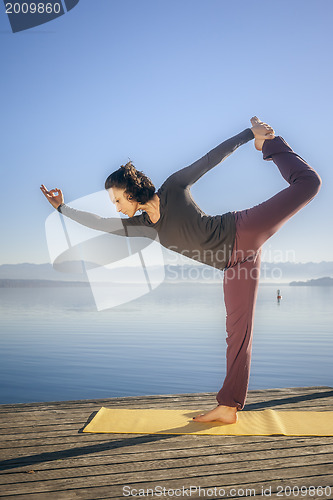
top-left (104, 160), bottom-right (156, 205)
top-left (122, 161), bottom-right (136, 179)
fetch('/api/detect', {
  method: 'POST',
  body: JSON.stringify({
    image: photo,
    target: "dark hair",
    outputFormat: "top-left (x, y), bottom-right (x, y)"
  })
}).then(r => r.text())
top-left (104, 161), bottom-right (156, 204)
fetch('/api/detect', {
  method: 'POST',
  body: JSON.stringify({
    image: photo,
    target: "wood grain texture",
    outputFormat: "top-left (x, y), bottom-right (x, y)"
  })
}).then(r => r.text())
top-left (0, 387), bottom-right (332, 499)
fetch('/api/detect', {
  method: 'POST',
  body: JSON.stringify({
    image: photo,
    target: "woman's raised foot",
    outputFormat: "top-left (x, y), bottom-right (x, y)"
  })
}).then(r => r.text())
top-left (250, 116), bottom-right (275, 151)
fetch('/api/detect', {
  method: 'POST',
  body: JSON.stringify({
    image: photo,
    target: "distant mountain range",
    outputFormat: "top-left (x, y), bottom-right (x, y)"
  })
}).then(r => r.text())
top-left (0, 261), bottom-right (332, 286)
top-left (0, 279), bottom-right (89, 288)
top-left (290, 277), bottom-right (333, 286)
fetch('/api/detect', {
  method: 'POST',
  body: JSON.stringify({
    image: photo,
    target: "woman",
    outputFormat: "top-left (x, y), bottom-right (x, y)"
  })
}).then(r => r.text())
top-left (40, 116), bottom-right (322, 424)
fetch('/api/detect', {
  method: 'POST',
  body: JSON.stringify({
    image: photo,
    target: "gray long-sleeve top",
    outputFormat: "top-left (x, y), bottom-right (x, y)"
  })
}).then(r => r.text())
top-left (57, 128), bottom-right (254, 270)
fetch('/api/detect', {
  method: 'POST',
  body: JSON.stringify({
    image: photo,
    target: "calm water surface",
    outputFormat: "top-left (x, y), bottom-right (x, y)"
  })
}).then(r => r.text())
top-left (0, 283), bottom-right (332, 404)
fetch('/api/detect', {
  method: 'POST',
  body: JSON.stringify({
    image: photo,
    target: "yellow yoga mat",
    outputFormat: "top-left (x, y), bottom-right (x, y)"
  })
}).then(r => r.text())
top-left (83, 407), bottom-right (333, 436)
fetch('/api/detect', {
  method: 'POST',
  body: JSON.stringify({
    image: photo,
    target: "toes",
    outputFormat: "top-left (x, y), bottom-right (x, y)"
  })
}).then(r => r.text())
top-left (193, 413), bottom-right (209, 421)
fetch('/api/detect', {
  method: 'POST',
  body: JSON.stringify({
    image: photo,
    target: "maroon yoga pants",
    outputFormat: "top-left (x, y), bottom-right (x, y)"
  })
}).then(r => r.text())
top-left (216, 136), bottom-right (322, 410)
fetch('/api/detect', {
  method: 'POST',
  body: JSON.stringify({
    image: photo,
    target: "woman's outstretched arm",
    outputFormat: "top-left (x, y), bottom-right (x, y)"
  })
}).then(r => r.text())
top-left (164, 117), bottom-right (276, 189)
top-left (165, 128), bottom-right (254, 189)
top-left (55, 202), bottom-right (138, 236)
top-left (40, 185), bottom-right (147, 237)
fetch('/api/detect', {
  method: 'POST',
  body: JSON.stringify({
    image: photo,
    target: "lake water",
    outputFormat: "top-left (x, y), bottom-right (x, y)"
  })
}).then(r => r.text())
top-left (0, 283), bottom-right (332, 404)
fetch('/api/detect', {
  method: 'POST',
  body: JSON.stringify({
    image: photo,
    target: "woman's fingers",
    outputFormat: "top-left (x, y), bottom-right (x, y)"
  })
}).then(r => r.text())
top-left (41, 188), bottom-right (51, 197)
top-left (40, 184), bottom-right (50, 194)
top-left (40, 186), bottom-right (61, 196)
top-left (40, 184), bottom-right (64, 208)
top-left (40, 185), bottom-right (61, 201)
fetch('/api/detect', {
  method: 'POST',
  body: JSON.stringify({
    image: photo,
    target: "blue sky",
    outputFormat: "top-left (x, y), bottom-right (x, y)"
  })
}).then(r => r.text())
top-left (1, 0), bottom-right (332, 265)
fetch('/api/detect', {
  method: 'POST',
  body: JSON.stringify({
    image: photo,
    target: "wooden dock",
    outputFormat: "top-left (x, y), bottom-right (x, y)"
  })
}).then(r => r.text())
top-left (0, 387), bottom-right (332, 499)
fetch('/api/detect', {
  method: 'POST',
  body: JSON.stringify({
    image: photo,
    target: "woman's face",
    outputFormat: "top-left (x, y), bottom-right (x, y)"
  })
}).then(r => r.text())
top-left (108, 187), bottom-right (140, 217)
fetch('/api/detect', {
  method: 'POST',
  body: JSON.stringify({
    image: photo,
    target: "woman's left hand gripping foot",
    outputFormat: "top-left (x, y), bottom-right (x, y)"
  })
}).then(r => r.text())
top-left (192, 405), bottom-right (238, 423)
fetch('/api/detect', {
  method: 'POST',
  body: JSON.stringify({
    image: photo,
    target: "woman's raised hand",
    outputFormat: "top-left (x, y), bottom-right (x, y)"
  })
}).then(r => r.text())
top-left (40, 184), bottom-right (64, 209)
top-left (250, 116), bottom-right (275, 151)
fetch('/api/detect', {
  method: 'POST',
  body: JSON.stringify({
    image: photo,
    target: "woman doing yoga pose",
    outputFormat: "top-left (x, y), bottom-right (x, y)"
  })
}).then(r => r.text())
top-left (40, 116), bottom-right (322, 424)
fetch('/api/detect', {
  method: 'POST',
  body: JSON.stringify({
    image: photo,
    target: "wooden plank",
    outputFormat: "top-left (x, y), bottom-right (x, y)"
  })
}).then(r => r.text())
top-left (4, 441), bottom-right (330, 467)
top-left (0, 463), bottom-right (332, 496)
top-left (1, 445), bottom-right (333, 486)
top-left (0, 441), bottom-right (331, 475)
top-left (0, 433), bottom-right (331, 457)
top-left (2, 428), bottom-right (331, 448)
top-left (2, 475), bottom-right (332, 500)
top-left (2, 435), bottom-right (329, 463)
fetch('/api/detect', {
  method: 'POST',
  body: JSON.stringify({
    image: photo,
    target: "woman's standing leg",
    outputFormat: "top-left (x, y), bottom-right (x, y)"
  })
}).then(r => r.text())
top-left (216, 248), bottom-right (261, 410)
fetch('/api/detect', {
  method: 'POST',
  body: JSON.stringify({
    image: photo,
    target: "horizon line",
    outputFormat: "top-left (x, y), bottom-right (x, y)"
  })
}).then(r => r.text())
top-left (0, 260), bottom-right (332, 267)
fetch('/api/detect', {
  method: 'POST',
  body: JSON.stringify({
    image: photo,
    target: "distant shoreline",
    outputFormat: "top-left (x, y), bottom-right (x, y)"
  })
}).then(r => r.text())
top-left (1, 277), bottom-right (332, 287)
top-left (0, 279), bottom-right (90, 288)
top-left (289, 277), bottom-right (333, 287)
top-left (1, 262), bottom-right (333, 286)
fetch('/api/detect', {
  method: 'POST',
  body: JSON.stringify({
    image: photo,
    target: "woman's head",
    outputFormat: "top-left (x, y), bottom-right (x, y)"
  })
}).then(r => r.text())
top-left (105, 161), bottom-right (156, 216)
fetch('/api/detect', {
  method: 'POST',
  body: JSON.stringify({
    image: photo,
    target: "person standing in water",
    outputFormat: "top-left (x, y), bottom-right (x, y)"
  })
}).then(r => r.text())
top-left (40, 116), bottom-right (321, 423)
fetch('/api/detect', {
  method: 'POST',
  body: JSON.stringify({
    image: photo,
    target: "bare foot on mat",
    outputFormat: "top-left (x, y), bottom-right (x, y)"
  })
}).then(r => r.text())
top-left (192, 404), bottom-right (238, 424)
